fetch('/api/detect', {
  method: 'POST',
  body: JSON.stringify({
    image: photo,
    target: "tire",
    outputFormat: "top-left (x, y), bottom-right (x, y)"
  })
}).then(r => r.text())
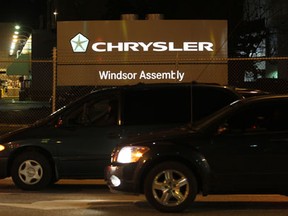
top-left (11, 151), bottom-right (52, 191)
top-left (144, 161), bottom-right (197, 212)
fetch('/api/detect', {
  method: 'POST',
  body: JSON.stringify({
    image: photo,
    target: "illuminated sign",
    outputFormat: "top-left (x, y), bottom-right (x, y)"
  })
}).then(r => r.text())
top-left (70, 33), bottom-right (89, 52)
top-left (91, 41), bottom-right (213, 52)
top-left (70, 33), bottom-right (214, 53)
top-left (57, 20), bottom-right (228, 86)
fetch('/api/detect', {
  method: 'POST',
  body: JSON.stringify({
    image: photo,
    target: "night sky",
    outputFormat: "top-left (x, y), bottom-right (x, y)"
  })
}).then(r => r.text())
top-left (0, 0), bottom-right (244, 30)
top-left (0, 0), bottom-right (46, 28)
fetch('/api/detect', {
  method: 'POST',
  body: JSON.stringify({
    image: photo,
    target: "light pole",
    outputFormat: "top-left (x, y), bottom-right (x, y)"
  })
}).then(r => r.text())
top-left (52, 10), bottom-right (58, 29)
top-left (53, 11), bottom-right (58, 21)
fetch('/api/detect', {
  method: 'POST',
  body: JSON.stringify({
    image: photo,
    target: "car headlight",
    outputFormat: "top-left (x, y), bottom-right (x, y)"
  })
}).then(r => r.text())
top-left (115, 146), bottom-right (149, 163)
top-left (0, 145), bottom-right (5, 152)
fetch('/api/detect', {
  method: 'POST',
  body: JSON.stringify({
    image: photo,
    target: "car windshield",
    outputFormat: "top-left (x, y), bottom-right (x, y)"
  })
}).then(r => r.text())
top-left (192, 99), bottom-right (242, 131)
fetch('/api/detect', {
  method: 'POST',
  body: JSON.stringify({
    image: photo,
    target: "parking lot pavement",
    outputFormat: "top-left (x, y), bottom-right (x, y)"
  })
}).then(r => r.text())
top-left (0, 98), bottom-right (50, 111)
top-left (0, 98), bottom-right (51, 135)
top-left (0, 177), bottom-right (107, 188)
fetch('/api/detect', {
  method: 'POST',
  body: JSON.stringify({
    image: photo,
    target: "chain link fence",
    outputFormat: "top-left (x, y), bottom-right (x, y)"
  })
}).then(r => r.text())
top-left (0, 57), bottom-right (52, 134)
top-left (1, 55), bottom-right (288, 134)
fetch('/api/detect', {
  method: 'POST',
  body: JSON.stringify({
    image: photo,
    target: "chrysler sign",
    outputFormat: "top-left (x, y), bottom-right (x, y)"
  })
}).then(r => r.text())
top-left (71, 33), bottom-right (214, 53)
top-left (58, 20), bottom-right (228, 86)
top-left (70, 33), bottom-right (89, 52)
top-left (91, 41), bottom-right (213, 52)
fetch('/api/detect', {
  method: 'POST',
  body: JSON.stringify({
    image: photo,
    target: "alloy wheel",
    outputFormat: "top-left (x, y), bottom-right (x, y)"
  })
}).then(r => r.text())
top-left (152, 169), bottom-right (189, 206)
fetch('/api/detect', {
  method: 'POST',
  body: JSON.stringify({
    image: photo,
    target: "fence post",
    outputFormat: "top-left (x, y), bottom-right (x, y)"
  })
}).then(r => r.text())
top-left (52, 47), bottom-right (57, 113)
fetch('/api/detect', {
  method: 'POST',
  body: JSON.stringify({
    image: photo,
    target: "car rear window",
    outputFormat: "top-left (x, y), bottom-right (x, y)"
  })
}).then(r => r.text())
top-left (192, 87), bottom-right (240, 122)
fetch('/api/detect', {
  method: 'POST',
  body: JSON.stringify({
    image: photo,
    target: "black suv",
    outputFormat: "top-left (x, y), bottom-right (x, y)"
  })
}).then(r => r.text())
top-left (106, 95), bottom-right (288, 212)
top-left (0, 83), bottom-right (241, 190)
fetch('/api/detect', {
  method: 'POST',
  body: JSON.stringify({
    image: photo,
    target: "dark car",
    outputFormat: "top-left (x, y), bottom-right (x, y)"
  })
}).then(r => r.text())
top-left (106, 95), bottom-right (288, 212)
top-left (233, 87), bottom-right (270, 98)
top-left (0, 83), bottom-right (242, 190)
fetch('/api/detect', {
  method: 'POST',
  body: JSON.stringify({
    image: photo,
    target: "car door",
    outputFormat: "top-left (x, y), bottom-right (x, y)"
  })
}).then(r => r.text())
top-left (52, 91), bottom-right (122, 179)
top-left (202, 99), bottom-right (288, 192)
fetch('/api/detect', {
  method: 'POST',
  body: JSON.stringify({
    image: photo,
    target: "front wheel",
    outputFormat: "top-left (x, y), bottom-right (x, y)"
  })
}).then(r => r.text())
top-left (144, 161), bottom-right (197, 212)
top-left (11, 151), bottom-right (52, 191)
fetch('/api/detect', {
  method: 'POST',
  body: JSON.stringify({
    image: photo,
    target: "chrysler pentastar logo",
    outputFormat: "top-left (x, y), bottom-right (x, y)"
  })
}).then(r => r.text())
top-left (70, 33), bottom-right (89, 52)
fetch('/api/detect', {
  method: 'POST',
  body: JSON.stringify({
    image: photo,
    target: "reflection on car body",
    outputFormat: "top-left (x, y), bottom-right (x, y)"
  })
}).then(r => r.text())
top-left (106, 95), bottom-right (288, 212)
top-left (0, 83), bottom-right (242, 190)
top-left (233, 87), bottom-right (270, 98)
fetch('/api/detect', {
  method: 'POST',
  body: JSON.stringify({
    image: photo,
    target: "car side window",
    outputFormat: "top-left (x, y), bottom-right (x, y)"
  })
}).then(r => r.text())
top-left (122, 87), bottom-right (191, 125)
top-left (63, 96), bottom-right (118, 126)
top-left (221, 100), bottom-right (288, 133)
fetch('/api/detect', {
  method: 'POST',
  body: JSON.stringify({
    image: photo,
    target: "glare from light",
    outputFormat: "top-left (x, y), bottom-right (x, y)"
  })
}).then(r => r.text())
top-left (10, 42), bottom-right (16, 49)
top-left (110, 175), bottom-right (121, 187)
top-left (0, 145), bottom-right (5, 152)
top-left (10, 25), bottom-right (32, 56)
top-left (117, 146), bottom-right (149, 163)
top-left (53, 10), bottom-right (58, 21)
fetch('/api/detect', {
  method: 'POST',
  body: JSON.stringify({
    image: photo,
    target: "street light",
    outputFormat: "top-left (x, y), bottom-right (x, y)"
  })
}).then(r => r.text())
top-left (52, 10), bottom-right (58, 29)
top-left (53, 11), bottom-right (58, 20)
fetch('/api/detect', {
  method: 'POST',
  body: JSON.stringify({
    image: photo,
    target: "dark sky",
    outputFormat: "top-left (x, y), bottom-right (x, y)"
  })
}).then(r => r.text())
top-left (0, 0), bottom-right (46, 28)
top-left (0, 0), bottom-right (245, 30)
top-left (56, 0), bottom-right (244, 21)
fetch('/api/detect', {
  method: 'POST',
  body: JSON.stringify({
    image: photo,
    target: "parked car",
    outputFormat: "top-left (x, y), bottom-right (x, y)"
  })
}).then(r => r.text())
top-left (51, 86), bottom-right (97, 108)
top-left (233, 87), bottom-right (270, 98)
top-left (106, 94), bottom-right (288, 212)
top-left (0, 83), bottom-right (242, 190)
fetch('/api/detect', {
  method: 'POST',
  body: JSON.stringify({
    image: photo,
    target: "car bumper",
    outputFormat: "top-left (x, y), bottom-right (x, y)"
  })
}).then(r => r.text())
top-left (0, 157), bottom-right (9, 178)
top-left (105, 163), bottom-right (141, 194)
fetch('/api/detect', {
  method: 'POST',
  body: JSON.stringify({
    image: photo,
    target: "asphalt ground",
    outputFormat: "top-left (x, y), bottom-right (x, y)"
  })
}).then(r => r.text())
top-left (0, 98), bottom-right (51, 135)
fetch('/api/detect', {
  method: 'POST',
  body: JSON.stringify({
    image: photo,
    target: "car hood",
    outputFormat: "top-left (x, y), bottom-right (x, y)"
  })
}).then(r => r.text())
top-left (118, 124), bottom-right (196, 147)
top-left (0, 124), bottom-right (38, 143)
top-left (0, 107), bottom-right (61, 143)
